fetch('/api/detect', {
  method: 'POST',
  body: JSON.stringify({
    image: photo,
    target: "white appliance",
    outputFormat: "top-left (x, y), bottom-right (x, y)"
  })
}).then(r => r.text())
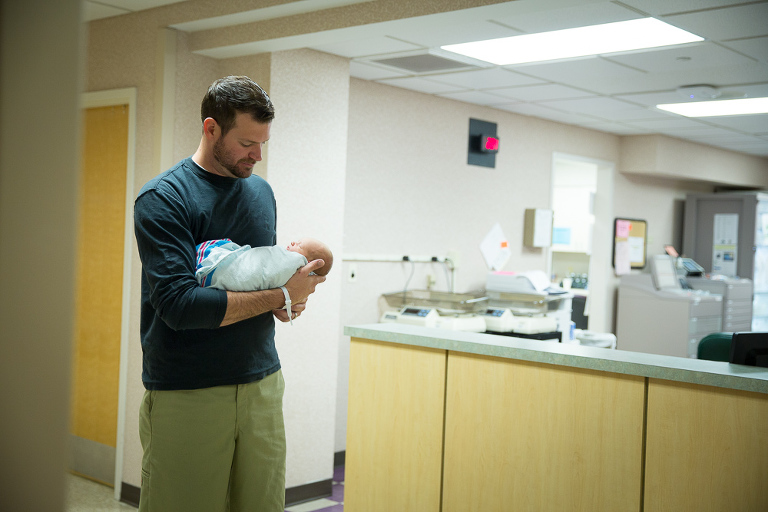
top-left (480, 307), bottom-right (558, 334)
top-left (574, 329), bottom-right (617, 349)
top-left (484, 270), bottom-right (574, 341)
top-left (380, 306), bottom-right (487, 332)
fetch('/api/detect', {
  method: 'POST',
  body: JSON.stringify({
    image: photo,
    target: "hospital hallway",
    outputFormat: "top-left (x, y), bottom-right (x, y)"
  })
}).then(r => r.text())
top-left (65, 465), bottom-right (345, 511)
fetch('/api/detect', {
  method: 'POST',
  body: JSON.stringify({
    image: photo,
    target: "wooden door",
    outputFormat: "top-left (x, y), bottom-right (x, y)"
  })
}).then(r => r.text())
top-left (70, 104), bottom-right (129, 484)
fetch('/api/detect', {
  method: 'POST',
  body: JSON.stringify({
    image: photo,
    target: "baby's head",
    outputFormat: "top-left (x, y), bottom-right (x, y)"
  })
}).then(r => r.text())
top-left (287, 237), bottom-right (333, 276)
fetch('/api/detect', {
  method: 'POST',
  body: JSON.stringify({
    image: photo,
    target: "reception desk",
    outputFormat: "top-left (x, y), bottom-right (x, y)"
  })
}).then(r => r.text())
top-left (344, 324), bottom-right (768, 512)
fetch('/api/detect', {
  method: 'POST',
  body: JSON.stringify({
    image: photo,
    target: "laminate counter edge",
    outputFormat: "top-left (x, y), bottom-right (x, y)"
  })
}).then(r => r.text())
top-left (345, 324), bottom-right (768, 394)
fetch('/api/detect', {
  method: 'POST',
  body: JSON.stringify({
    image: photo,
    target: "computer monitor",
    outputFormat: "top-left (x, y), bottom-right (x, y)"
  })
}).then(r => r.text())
top-left (729, 332), bottom-right (768, 368)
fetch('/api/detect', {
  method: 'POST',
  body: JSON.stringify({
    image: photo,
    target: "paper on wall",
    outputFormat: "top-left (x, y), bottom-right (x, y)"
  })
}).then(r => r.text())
top-left (616, 219), bottom-right (631, 238)
top-left (713, 213), bottom-right (738, 277)
top-left (628, 236), bottom-right (645, 263)
top-left (615, 240), bottom-right (631, 275)
top-left (480, 222), bottom-right (511, 271)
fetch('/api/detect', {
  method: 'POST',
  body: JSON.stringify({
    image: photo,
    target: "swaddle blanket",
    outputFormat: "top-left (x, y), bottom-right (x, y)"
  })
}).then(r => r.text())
top-left (195, 239), bottom-right (308, 291)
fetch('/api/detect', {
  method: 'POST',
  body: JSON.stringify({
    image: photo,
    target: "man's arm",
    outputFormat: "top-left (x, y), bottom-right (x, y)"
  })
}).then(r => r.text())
top-left (135, 188), bottom-right (228, 330)
top-left (220, 258), bottom-right (326, 327)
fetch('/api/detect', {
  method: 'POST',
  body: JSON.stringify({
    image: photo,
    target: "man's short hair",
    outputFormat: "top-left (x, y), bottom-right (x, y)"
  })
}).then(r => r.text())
top-left (201, 76), bottom-right (275, 135)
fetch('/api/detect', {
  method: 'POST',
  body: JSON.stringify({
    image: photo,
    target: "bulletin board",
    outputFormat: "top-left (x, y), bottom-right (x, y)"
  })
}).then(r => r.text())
top-left (612, 218), bottom-right (647, 271)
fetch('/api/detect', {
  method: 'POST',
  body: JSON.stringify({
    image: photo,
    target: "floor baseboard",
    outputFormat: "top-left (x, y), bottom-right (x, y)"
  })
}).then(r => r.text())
top-left (120, 477), bottom-right (336, 508)
top-left (120, 482), bottom-right (140, 508)
top-left (334, 450), bottom-right (345, 468)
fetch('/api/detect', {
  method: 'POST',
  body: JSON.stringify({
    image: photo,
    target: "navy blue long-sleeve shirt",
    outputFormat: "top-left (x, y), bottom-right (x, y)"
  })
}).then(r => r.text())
top-left (134, 157), bottom-right (280, 390)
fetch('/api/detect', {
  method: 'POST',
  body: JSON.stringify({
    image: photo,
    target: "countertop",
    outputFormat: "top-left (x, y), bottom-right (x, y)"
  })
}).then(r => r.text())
top-left (345, 323), bottom-right (768, 394)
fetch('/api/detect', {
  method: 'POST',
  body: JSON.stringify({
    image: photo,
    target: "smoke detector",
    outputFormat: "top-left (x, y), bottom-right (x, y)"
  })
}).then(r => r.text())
top-left (676, 84), bottom-right (721, 100)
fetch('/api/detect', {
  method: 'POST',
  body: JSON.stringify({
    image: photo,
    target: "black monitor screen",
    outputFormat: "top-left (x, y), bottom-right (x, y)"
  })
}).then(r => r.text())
top-left (729, 332), bottom-right (768, 368)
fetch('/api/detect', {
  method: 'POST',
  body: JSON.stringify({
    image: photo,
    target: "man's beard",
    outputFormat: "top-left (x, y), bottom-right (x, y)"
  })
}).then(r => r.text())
top-left (213, 137), bottom-right (255, 178)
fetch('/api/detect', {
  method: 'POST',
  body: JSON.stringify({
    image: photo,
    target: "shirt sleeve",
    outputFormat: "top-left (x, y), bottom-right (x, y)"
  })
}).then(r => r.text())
top-left (134, 187), bottom-right (227, 330)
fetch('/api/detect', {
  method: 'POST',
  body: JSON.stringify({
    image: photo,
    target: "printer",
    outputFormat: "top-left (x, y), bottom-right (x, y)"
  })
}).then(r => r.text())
top-left (617, 255), bottom-right (723, 358)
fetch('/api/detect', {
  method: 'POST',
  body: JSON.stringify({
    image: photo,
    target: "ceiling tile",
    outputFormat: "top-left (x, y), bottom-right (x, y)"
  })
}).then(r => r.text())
top-left (624, 63), bottom-right (768, 94)
top-left (702, 135), bottom-right (768, 146)
top-left (665, 3), bottom-right (768, 40)
top-left (619, 83), bottom-right (768, 107)
top-left (494, 103), bottom-right (604, 125)
top-left (493, 2), bottom-right (641, 33)
top-left (350, 61), bottom-right (409, 81)
top-left (617, 91), bottom-right (692, 106)
top-left (489, 83), bottom-right (596, 102)
top-left (312, 36), bottom-right (422, 58)
top-left (702, 115), bottom-right (768, 134)
top-left (509, 57), bottom-right (647, 95)
top-left (735, 84), bottom-right (768, 98)
top-left (721, 36), bottom-right (768, 63)
top-left (389, 19), bottom-right (520, 48)
top-left (684, 133), bottom-right (768, 155)
top-left (603, 42), bottom-right (754, 73)
top-left (620, 117), bottom-right (717, 132)
top-left (539, 96), bottom-right (661, 121)
top-left (619, 0), bottom-right (749, 17)
top-left (519, 57), bottom-right (767, 97)
top-left (574, 121), bottom-right (652, 135)
top-left (425, 68), bottom-right (544, 90)
top-left (667, 125), bottom-right (753, 138)
top-left (437, 90), bottom-right (513, 106)
top-left (375, 76), bottom-right (465, 95)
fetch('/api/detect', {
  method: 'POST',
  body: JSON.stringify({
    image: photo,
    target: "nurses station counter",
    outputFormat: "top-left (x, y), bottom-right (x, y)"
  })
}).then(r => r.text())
top-left (343, 323), bottom-right (768, 512)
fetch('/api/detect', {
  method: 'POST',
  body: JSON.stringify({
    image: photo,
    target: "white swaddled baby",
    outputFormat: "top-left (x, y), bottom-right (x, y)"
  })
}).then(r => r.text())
top-left (195, 237), bottom-right (333, 291)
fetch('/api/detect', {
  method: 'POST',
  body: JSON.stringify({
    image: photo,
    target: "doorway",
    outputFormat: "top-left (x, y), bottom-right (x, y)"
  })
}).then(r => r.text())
top-left (70, 89), bottom-right (135, 497)
top-left (549, 153), bottom-right (614, 333)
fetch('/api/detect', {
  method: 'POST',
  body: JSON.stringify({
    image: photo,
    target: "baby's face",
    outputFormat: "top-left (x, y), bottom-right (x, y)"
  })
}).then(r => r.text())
top-left (286, 239), bottom-right (305, 255)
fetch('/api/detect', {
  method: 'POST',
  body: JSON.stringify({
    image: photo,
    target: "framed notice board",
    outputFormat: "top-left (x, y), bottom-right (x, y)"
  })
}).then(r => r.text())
top-left (612, 218), bottom-right (647, 271)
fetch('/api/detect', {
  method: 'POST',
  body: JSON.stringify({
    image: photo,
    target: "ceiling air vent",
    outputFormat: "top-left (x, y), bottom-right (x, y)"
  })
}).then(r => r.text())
top-left (372, 54), bottom-right (476, 73)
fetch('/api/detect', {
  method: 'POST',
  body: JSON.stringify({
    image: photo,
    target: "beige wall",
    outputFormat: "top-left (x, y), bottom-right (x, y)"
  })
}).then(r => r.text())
top-left (621, 134), bottom-right (768, 187)
top-left (0, 0), bottom-right (82, 509)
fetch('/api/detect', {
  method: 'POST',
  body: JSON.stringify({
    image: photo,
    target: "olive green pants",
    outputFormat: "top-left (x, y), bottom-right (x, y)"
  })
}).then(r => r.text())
top-left (138, 371), bottom-right (286, 512)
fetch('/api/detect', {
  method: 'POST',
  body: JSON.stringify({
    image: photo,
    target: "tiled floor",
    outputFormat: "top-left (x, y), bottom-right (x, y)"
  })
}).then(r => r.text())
top-left (65, 473), bottom-right (137, 512)
top-left (65, 466), bottom-right (345, 512)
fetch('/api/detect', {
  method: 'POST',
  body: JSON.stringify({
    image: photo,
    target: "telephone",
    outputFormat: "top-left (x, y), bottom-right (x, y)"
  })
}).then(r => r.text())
top-left (663, 246), bottom-right (705, 277)
top-left (678, 258), bottom-right (705, 277)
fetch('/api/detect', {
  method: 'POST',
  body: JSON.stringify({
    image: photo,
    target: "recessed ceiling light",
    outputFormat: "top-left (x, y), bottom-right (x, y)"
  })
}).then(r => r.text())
top-left (657, 98), bottom-right (768, 117)
top-left (441, 18), bottom-right (703, 65)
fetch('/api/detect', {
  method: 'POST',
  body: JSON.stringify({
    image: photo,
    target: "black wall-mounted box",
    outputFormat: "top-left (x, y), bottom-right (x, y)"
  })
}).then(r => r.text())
top-left (468, 118), bottom-right (498, 168)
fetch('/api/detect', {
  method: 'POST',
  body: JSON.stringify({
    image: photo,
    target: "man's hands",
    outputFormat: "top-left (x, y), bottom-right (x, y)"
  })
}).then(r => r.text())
top-left (273, 259), bottom-right (326, 323)
top-left (221, 259), bottom-right (327, 327)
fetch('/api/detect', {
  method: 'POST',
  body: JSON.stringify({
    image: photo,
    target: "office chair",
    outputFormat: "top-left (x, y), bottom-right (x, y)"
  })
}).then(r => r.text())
top-left (697, 332), bottom-right (733, 362)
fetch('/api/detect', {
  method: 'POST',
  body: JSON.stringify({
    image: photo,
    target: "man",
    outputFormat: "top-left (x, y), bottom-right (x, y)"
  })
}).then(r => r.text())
top-left (133, 75), bottom-right (325, 512)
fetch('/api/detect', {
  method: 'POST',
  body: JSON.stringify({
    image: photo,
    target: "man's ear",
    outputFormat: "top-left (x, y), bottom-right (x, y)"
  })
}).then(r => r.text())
top-left (202, 117), bottom-right (219, 140)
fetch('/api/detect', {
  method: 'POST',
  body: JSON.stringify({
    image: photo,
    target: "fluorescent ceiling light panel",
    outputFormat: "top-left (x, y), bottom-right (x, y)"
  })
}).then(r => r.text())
top-left (656, 98), bottom-right (768, 117)
top-left (441, 18), bottom-right (703, 65)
